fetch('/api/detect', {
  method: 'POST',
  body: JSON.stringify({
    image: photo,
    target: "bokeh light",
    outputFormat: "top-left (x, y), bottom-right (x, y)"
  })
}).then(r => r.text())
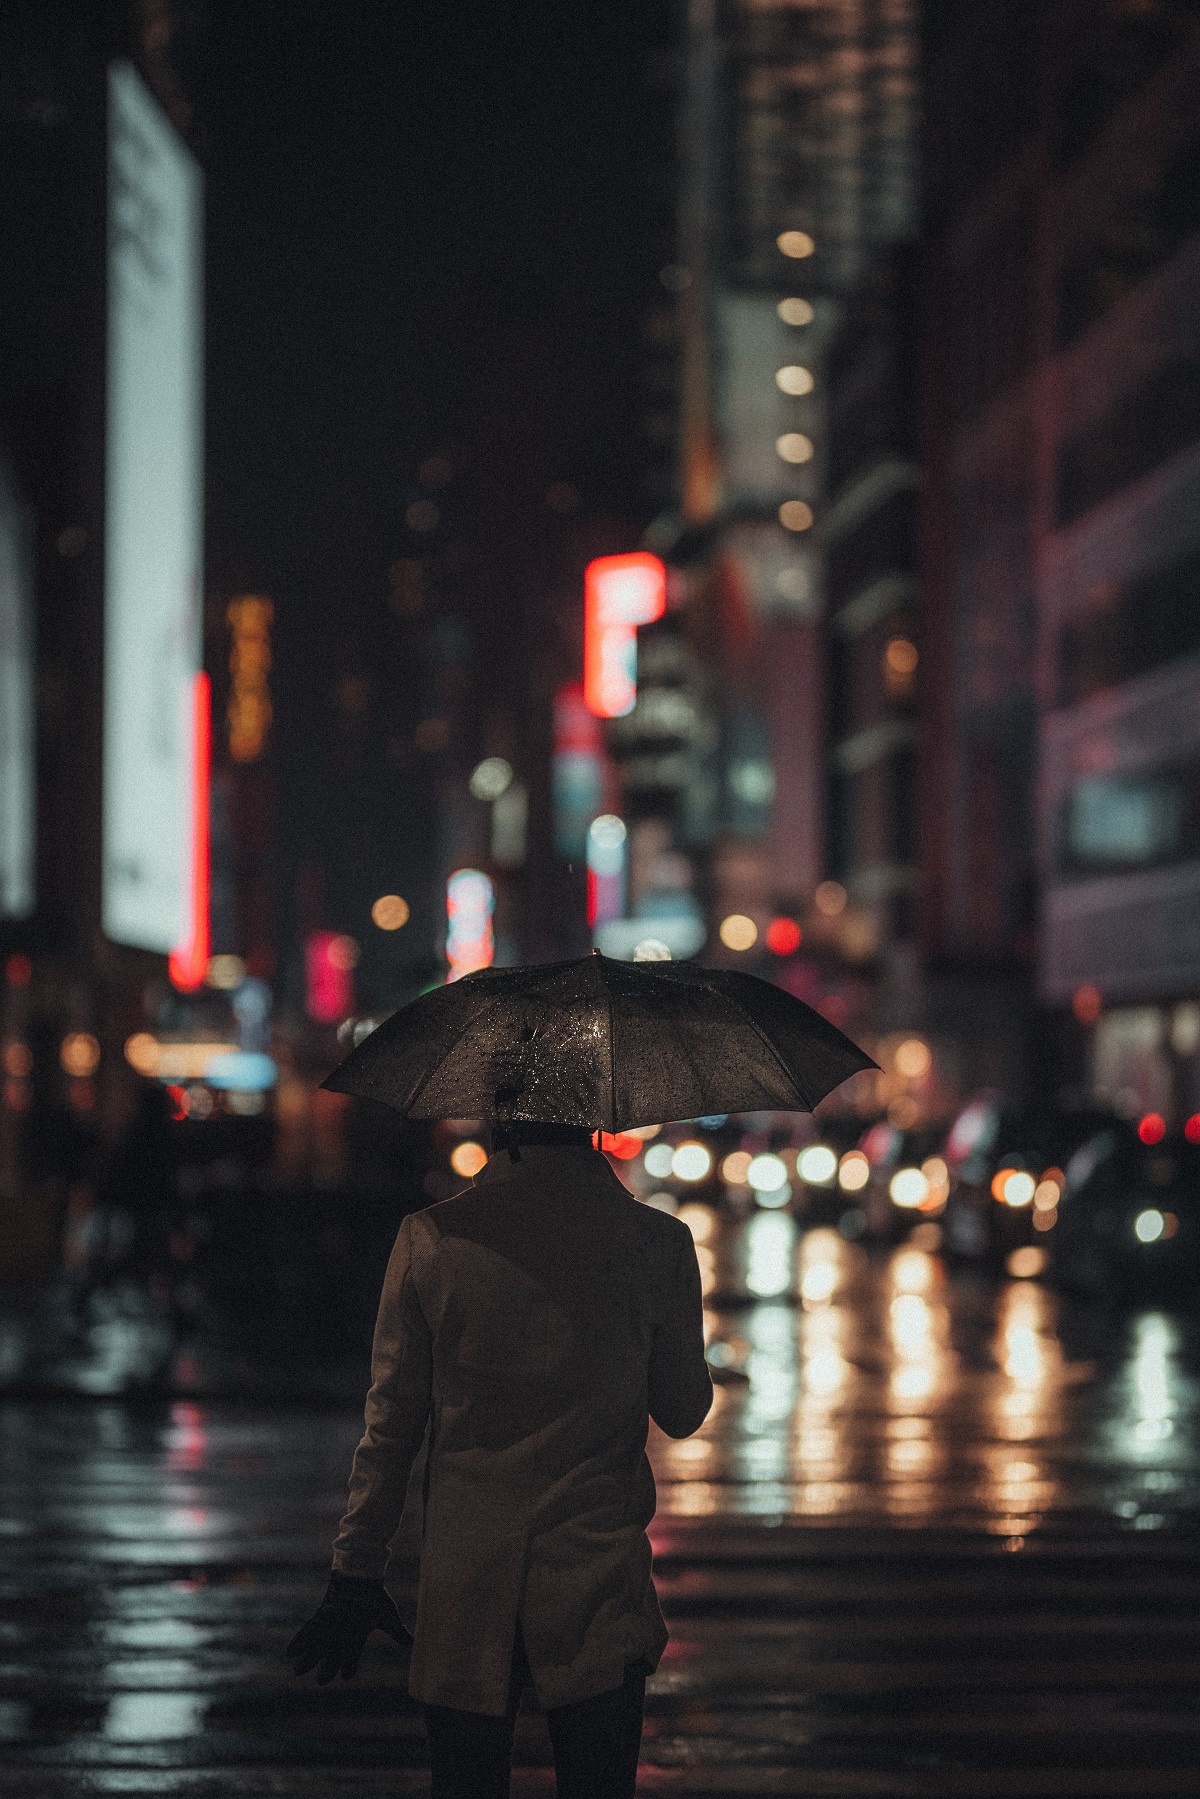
top-left (1072, 983), bottom-right (1102, 1024)
top-left (3, 1042), bottom-right (33, 1079)
top-left (1001, 1171), bottom-right (1036, 1208)
top-left (775, 364), bottom-right (814, 395)
top-left (721, 1150), bottom-right (752, 1185)
top-left (124, 1033), bottom-right (158, 1076)
top-left (599, 1131), bottom-right (642, 1160)
top-left (719, 914), bottom-right (758, 951)
top-left (890, 1167), bottom-right (929, 1208)
top-left (765, 916), bottom-right (802, 955)
top-left (468, 757), bottom-right (513, 801)
top-left (813, 880), bottom-right (847, 916)
top-left (206, 953), bottom-right (246, 988)
top-left (746, 1153), bottom-right (788, 1192)
top-left (894, 1038), bottom-right (931, 1079)
top-left (797, 1144), bottom-right (837, 1184)
top-left (776, 229), bottom-right (815, 258)
top-left (672, 1142), bottom-right (713, 1182)
top-left (777, 296), bottom-right (814, 325)
top-left (644, 1142), bottom-right (675, 1179)
top-left (776, 431), bottom-right (814, 463)
top-left (449, 1140), bottom-right (488, 1179)
top-left (60, 1033), bottom-right (100, 1078)
top-left (838, 1150), bottom-right (870, 1191)
top-left (371, 894), bottom-right (410, 931)
top-left (778, 500), bottom-right (814, 532)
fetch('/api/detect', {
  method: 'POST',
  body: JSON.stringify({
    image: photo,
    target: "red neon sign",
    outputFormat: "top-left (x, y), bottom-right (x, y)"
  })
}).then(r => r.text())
top-left (305, 930), bottom-right (357, 1023)
top-left (169, 672), bottom-right (211, 993)
top-left (584, 552), bottom-right (666, 719)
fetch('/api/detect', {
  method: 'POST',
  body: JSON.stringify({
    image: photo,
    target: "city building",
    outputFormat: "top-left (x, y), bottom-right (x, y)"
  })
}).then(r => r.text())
top-left (920, 0), bottom-right (1200, 1115)
top-left (823, 246), bottom-right (920, 972)
top-left (0, 3), bottom-right (215, 1274)
top-left (628, 0), bottom-right (917, 1025)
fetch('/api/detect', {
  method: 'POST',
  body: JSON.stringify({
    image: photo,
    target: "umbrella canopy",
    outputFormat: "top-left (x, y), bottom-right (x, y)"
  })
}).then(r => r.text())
top-left (323, 952), bottom-right (875, 1132)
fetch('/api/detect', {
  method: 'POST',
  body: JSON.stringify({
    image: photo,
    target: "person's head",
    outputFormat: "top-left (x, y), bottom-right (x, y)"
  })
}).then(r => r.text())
top-left (489, 1120), bottom-right (595, 1157)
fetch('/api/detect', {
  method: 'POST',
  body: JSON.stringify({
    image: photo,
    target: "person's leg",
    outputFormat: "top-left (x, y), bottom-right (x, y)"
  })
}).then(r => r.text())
top-left (423, 1635), bottom-right (527, 1799)
top-left (424, 1702), bottom-right (518, 1799)
top-left (546, 1660), bottom-right (647, 1799)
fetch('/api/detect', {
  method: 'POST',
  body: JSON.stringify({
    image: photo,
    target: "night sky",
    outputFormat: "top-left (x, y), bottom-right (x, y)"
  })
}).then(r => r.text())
top-left (189, 1), bottom-right (673, 982)
top-left (200, 0), bottom-right (668, 617)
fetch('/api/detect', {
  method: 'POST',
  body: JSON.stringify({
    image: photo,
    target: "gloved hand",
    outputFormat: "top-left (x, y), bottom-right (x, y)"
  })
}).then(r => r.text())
top-left (287, 1569), bottom-right (410, 1683)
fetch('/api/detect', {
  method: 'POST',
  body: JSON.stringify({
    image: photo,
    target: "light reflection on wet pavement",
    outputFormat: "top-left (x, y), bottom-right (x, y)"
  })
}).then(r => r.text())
top-left (652, 1221), bottom-right (1200, 1535)
top-left (2, 1217), bottom-right (1200, 1794)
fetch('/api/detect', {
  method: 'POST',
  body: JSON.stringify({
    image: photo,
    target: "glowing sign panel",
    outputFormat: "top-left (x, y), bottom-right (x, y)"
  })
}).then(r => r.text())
top-left (587, 813), bottom-right (626, 929)
top-left (103, 62), bottom-right (203, 953)
top-left (0, 462), bottom-right (34, 919)
top-left (227, 595), bottom-right (273, 762)
top-left (584, 553), bottom-right (666, 719)
top-left (446, 869), bottom-right (494, 980)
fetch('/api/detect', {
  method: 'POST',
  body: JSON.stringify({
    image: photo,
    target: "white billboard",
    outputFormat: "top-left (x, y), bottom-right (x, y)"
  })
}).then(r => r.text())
top-left (0, 459), bottom-right (34, 920)
top-left (103, 61), bottom-right (203, 953)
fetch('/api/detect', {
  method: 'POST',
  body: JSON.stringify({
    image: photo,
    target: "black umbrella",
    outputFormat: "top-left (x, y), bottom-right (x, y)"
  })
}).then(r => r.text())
top-left (323, 952), bottom-right (875, 1131)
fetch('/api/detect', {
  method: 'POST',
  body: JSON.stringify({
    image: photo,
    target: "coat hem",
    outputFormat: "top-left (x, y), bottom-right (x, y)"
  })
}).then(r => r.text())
top-left (409, 1640), bottom-right (664, 1717)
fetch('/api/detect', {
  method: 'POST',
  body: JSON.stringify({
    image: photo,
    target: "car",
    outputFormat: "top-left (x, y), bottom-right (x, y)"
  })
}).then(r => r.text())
top-left (938, 1094), bottom-right (1125, 1270)
top-left (1048, 1128), bottom-right (1200, 1299)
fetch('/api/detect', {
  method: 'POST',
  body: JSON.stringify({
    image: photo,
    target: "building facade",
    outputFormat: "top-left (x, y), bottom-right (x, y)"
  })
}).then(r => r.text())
top-left (920, 0), bottom-right (1200, 1115)
top-left (634, 0), bottom-right (917, 1020)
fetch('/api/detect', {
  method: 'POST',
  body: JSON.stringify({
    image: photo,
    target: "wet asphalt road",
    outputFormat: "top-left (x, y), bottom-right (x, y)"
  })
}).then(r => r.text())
top-left (2, 1221), bottom-right (1200, 1795)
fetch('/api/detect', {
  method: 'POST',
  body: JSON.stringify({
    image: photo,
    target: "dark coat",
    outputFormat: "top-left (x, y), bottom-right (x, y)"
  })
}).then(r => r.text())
top-left (331, 1142), bottom-right (712, 1714)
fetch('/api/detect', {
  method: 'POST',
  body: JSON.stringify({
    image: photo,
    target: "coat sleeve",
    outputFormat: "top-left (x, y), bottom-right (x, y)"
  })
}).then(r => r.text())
top-left (332, 1215), bottom-right (433, 1578)
top-left (647, 1223), bottom-right (713, 1439)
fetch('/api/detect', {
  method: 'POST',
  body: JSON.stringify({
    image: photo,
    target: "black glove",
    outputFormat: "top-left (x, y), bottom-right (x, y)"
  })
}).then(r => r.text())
top-left (287, 1569), bottom-right (410, 1683)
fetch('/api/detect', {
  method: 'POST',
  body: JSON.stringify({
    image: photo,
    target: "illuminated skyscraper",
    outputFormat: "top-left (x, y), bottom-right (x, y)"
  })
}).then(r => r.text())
top-left (642, 0), bottom-right (917, 984)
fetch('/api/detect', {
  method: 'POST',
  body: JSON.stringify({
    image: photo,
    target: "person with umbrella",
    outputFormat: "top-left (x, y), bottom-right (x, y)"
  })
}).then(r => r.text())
top-left (288, 951), bottom-right (873, 1797)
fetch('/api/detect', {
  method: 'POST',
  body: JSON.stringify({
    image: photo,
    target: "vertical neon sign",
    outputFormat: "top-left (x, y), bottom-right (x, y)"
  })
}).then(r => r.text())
top-left (168, 671), bottom-right (211, 992)
top-left (305, 930), bottom-right (357, 1022)
top-left (583, 553), bottom-right (666, 719)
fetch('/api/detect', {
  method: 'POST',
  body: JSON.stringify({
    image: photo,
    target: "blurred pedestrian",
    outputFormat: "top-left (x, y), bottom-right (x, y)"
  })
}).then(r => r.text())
top-left (93, 1081), bottom-right (179, 1297)
top-left (289, 1120), bottom-right (712, 1798)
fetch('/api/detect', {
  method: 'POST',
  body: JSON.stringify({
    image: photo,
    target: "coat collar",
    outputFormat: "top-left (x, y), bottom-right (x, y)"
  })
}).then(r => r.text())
top-left (472, 1143), bottom-right (611, 1187)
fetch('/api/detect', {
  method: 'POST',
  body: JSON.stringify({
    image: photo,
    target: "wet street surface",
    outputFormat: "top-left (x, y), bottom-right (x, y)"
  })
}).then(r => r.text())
top-left (2, 1224), bottom-right (1200, 1794)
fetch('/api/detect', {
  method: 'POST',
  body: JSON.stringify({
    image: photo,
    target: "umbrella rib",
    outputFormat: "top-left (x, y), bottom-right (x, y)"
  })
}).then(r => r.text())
top-left (654, 964), bottom-right (814, 1111)
top-left (400, 989), bottom-right (492, 1119)
top-left (731, 997), bottom-right (814, 1112)
top-left (606, 981), bottom-right (617, 1135)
